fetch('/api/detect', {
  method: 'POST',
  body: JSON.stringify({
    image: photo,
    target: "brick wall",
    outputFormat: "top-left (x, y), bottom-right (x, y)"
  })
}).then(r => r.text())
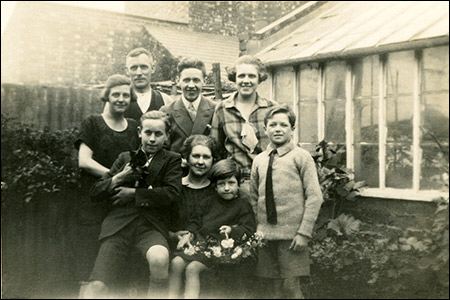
top-left (124, 1), bottom-right (189, 24)
top-left (189, 1), bottom-right (307, 37)
top-left (1, 2), bottom-right (181, 87)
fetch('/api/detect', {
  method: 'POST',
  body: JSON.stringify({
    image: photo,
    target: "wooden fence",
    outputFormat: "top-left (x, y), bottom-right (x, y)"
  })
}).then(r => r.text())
top-left (1, 84), bottom-right (103, 131)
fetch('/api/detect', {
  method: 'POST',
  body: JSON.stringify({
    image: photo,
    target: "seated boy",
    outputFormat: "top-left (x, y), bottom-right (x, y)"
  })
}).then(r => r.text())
top-left (250, 104), bottom-right (323, 299)
top-left (168, 159), bottom-right (256, 299)
top-left (82, 111), bottom-right (182, 299)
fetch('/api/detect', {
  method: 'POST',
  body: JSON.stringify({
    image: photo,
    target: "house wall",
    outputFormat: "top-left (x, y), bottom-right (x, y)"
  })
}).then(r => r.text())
top-left (1, 1), bottom-right (180, 87)
top-left (189, 1), bottom-right (307, 37)
top-left (124, 1), bottom-right (190, 24)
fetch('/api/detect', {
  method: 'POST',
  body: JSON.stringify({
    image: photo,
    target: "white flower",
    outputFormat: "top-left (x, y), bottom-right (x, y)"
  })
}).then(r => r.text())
top-left (254, 231), bottom-right (264, 239)
top-left (221, 238), bottom-right (234, 249)
top-left (204, 251), bottom-right (212, 258)
top-left (183, 246), bottom-right (196, 256)
top-left (231, 246), bottom-right (243, 259)
top-left (210, 246), bottom-right (222, 257)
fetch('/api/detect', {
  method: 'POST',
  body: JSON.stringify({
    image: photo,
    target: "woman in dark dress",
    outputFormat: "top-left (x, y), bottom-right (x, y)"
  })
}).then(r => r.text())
top-left (170, 135), bottom-right (221, 242)
top-left (74, 74), bottom-right (140, 286)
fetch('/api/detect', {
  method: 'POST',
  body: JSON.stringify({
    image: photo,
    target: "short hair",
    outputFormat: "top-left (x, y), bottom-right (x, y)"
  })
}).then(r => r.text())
top-left (209, 159), bottom-right (242, 185)
top-left (140, 111), bottom-right (171, 134)
top-left (177, 58), bottom-right (207, 78)
top-left (264, 104), bottom-right (296, 128)
top-left (126, 47), bottom-right (154, 63)
top-left (227, 55), bottom-right (268, 83)
top-left (181, 135), bottom-right (221, 162)
top-left (100, 74), bottom-right (132, 102)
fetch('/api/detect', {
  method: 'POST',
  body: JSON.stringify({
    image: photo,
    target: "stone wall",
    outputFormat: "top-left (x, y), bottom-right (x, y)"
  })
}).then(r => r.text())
top-left (1, 1), bottom-right (180, 87)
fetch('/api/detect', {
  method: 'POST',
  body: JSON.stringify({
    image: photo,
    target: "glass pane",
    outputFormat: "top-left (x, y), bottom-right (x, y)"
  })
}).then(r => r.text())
top-left (299, 102), bottom-right (318, 143)
top-left (386, 51), bottom-right (415, 96)
top-left (423, 46), bottom-right (449, 91)
top-left (386, 96), bottom-right (413, 142)
top-left (300, 63), bottom-right (319, 101)
top-left (353, 56), bottom-right (379, 98)
top-left (421, 144), bottom-right (449, 190)
top-left (324, 99), bottom-right (346, 143)
top-left (355, 97), bottom-right (379, 143)
top-left (355, 145), bottom-right (379, 187)
top-left (385, 143), bottom-right (413, 189)
top-left (421, 94), bottom-right (449, 144)
top-left (274, 66), bottom-right (296, 107)
top-left (325, 61), bottom-right (346, 100)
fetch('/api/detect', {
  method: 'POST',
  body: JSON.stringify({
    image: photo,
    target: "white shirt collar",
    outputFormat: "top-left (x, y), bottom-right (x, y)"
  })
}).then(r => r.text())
top-left (182, 94), bottom-right (201, 112)
top-left (135, 89), bottom-right (152, 113)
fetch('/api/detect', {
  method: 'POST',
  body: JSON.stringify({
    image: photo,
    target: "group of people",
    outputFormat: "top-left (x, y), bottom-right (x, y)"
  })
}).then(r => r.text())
top-left (75, 47), bottom-right (323, 299)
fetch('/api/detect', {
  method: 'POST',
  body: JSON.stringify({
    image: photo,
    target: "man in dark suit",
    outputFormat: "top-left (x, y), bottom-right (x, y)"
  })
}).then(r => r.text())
top-left (81, 111), bottom-right (182, 299)
top-left (125, 48), bottom-right (173, 122)
top-left (160, 58), bottom-right (217, 154)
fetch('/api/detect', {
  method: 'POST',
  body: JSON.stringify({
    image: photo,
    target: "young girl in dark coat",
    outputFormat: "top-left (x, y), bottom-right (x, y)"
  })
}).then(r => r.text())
top-left (169, 159), bottom-right (256, 299)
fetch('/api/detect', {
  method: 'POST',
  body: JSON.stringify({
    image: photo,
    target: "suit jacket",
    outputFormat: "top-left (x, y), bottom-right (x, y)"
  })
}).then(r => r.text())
top-left (160, 96), bottom-right (217, 153)
top-left (89, 148), bottom-right (182, 241)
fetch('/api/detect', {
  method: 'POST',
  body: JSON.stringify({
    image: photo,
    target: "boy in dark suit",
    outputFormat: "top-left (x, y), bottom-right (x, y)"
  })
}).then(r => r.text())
top-left (82, 111), bottom-right (182, 299)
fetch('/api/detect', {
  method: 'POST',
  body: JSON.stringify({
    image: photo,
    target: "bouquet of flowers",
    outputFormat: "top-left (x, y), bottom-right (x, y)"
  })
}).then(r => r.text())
top-left (183, 231), bottom-right (265, 265)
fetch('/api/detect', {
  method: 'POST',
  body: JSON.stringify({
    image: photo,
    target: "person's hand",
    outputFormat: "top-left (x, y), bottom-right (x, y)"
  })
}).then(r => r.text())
top-left (289, 234), bottom-right (309, 252)
top-left (219, 225), bottom-right (232, 237)
top-left (111, 186), bottom-right (135, 206)
top-left (174, 230), bottom-right (189, 241)
top-left (112, 163), bottom-right (137, 187)
top-left (177, 232), bottom-right (192, 250)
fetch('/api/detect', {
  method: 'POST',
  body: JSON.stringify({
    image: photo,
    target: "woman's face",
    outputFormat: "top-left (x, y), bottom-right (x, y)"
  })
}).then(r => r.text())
top-left (187, 145), bottom-right (213, 177)
top-left (236, 64), bottom-right (259, 98)
top-left (108, 85), bottom-right (131, 115)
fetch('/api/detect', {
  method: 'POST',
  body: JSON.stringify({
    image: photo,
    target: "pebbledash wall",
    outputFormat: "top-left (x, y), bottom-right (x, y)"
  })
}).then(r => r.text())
top-left (1, 1), bottom-right (180, 87)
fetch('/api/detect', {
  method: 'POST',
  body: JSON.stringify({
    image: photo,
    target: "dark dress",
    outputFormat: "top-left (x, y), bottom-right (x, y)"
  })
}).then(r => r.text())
top-left (73, 114), bottom-right (139, 281)
top-left (177, 184), bottom-right (216, 230)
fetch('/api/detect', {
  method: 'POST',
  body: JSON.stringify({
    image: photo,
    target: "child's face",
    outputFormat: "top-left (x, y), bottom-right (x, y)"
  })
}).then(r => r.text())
top-left (215, 176), bottom-right (239, 201)
top-left (265, 112), bottom-right (294, 147)
top-left (187, 145), bottom-right (213, 177)
top-left (139, 119), bottom-right (168, 155)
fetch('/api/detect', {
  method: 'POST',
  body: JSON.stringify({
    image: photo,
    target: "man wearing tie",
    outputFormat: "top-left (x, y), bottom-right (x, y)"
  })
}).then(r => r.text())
top-left (125, 48), bottom-right (173, 122)
top-left (160, 58), bottom-right (217, 154)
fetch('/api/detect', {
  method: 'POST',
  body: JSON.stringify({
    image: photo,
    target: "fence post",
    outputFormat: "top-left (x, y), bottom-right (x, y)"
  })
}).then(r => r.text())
top-left (212, 63), bottom-right (222, 100)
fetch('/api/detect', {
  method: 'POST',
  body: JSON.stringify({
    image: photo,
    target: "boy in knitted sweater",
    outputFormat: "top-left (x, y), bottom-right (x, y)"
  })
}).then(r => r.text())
top-left (250, 104), bottom-right (323, 298)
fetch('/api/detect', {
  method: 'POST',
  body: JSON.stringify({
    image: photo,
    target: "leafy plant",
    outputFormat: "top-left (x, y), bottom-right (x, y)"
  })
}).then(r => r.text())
top-left (311, 140), bottom-right (365, 219)
top-left (1, 114), bottom-right (80, 203)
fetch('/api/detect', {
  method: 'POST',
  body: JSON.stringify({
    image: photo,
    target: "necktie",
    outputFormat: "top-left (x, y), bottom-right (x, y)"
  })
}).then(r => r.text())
top-left (188, 102), bottom-right (197, 121)
top-left (265, 149), bottom-right (277, 224)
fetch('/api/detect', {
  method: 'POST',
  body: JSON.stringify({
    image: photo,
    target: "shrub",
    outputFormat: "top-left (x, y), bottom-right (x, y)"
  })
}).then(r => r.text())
top-left (1, 114), bottom-right (80, 203)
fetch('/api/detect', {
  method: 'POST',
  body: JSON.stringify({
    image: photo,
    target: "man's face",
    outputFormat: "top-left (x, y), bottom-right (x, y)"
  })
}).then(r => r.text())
top-left (179, 68), bottom-right (204, 102)
top-left (138, 119), bottom-right (168, 155)
top-left (126, 53), bottom-right (153, 92)
top-left (236, 64), bottom-right (259, 98)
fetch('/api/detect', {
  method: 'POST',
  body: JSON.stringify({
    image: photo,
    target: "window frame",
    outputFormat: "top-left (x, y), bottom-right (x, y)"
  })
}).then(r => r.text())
top-left (291, 47), bottom-right (448, 201)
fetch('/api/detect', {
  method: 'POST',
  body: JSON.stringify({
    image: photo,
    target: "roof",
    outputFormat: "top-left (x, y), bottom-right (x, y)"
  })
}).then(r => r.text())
top-left (144, 25), bottom-right (240, 76)
top-left (256, 1), bottom-right (449, 66)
